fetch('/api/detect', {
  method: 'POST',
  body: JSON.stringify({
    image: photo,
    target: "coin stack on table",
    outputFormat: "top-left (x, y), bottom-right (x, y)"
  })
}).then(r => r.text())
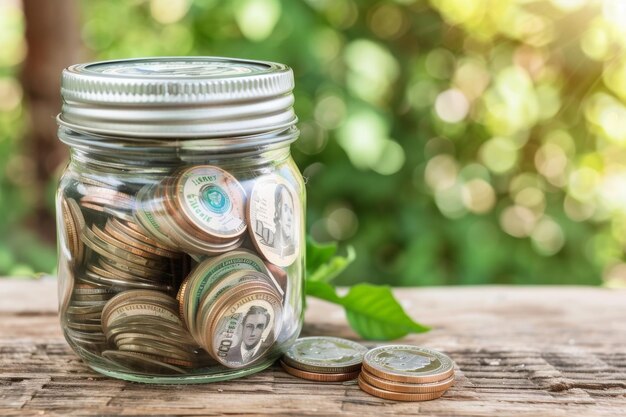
top-left (59, 165), bottom-right (301, 375)
top-left (280, 338), bottom-right (456, 402)
top-left (280, 337), bottom-right (368, 382)
top-left (359, 345), bottom-right (456, 401)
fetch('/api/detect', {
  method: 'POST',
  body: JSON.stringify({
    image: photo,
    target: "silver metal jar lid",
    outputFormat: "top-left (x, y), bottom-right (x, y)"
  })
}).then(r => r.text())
top-left (58, 57), bottom-right (296, 138)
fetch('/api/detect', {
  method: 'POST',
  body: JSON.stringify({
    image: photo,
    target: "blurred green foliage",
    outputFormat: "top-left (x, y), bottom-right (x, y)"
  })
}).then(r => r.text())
top-left (1, 0), bottom-right (626, 287)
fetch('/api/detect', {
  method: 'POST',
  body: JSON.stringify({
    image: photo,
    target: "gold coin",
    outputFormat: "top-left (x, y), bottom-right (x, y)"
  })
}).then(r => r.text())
top-left (357, 375), bottom-right (446, 401)
top-left (247, 174), bottom-right (301, 267)
top-left (360, 369), bottom-right (455, 393)
top-left (362, 345), bottom-right (455, 384)
top-left (279, 361), bottom-right (360, 382)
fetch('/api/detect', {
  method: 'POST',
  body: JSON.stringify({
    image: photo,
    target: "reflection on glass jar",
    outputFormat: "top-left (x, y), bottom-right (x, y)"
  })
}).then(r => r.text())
top-left (55, 57), bottom-right (305, 383)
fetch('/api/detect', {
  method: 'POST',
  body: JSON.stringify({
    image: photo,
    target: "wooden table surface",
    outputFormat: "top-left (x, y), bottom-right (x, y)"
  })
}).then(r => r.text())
top-left (0, 279), bottom-right (625, 416)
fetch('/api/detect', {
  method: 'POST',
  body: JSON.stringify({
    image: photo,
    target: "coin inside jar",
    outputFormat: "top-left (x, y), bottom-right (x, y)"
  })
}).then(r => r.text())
top-left (247, 174), bottom-right (301, 267)
top-left (177, 251), bottom-right (280, 333)
top-left (101, 290), bottom-right (203, 371)
top-left (173, 165), bottom-right (247, 240)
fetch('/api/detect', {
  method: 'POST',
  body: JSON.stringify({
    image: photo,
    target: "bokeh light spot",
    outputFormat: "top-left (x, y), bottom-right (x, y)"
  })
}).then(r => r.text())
top-left (435, 88), bottom-right (470, 123)
top-left (314, 94), bottom-right (346, 130)
top-left (531, 217), bottom-right (565, 256)
top-left (435, 182), bottom-right (467, 219)
top-left (0, 78), bottom-right (22, 112)
top-left (568, 167), bottom-right (601, 201)
top-left (345, 39), bottom-right (400, 103)
top-left (564, 194), bottom-right (596, 222)
top-left (500, 205), bottom-right (537, 238)
top-left (374, 140), bottom-right (405, 176)
top-left (425, 154), bottom-right (458, 191)
top-left (150, 0), bottom-right (190, 24)
top-left (326, 206), bottom-right (359, 240)
top-left (462, 179), bottom-right (496, 214)
top-left (369, 3), bottom-right (407, 39)
top-left (480, 137), bottom-right (518, 174)
top-left (234, 0), bottom-right (281, 41)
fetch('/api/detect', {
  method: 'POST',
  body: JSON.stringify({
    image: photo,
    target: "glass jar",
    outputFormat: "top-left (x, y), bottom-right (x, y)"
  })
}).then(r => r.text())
top-left (55, 57), bottom-right (305, 383)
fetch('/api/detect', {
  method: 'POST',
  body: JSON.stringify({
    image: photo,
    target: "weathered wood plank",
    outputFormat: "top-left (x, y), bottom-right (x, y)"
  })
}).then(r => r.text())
top-left (0, 278), bottom-right (625, 416)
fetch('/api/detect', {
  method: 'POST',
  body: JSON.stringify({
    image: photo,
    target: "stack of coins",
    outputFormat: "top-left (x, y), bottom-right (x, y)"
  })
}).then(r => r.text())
top-left (59, 196), bottom-right (85, 313)
top-left (79, 185), bottom-right (136, 223)
top-left (279, 337), bottom-right (368, 382)
top-left (64, 180), bottom-right (195, 371)
top-left (177, 251), bottom-right (284, 368)
top-left (358, 345), bottom-right (455, 401)
top-left (101, 290), bottom-right (208, 374)
top-left (79, 218), bottom-right (183, 294)
top-left (64, 283), bottom-right (116, 351)
top-left (61, 197), bottom-right (85, 267)
top-left (135, 165), bottom-right (248, 256)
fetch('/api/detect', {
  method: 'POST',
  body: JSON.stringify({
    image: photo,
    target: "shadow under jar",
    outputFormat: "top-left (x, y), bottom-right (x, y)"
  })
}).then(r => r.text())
top-left (55, 57), bottom-right (305, 383)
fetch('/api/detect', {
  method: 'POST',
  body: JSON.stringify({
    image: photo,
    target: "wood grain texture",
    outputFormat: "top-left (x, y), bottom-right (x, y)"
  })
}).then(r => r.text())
top-left (0, 279), bottom-right (625, 416)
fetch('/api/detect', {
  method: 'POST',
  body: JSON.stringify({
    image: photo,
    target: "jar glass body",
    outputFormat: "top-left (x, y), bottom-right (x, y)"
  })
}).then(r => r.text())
top-left (56, 126), bottom-right (305, 383)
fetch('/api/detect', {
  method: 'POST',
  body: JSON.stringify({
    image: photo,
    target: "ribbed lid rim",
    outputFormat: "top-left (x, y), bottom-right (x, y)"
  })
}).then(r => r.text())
top-left (58, 57), bottom-right (297, 138)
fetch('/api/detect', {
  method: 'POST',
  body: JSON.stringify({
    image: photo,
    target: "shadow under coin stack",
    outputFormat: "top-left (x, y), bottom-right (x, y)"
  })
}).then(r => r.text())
top-left (359, 345), bottom-right (456, 401)
top-left (280, 337), bottom-right (368, 382)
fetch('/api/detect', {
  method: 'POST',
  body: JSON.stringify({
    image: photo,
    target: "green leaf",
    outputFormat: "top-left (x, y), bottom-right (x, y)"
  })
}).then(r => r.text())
top-left (305, 280), bottom-right (343, 304)
top-left (308, 246), bottom-right (356, 283)
top-left (306, 237), bottom-right (355, 283)
top-left (305, 281), bottom-right (430, 341)
top-left (342, 284), bottom-right (430, 340)
top-left (306, 237), bottom-right (339, 279)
